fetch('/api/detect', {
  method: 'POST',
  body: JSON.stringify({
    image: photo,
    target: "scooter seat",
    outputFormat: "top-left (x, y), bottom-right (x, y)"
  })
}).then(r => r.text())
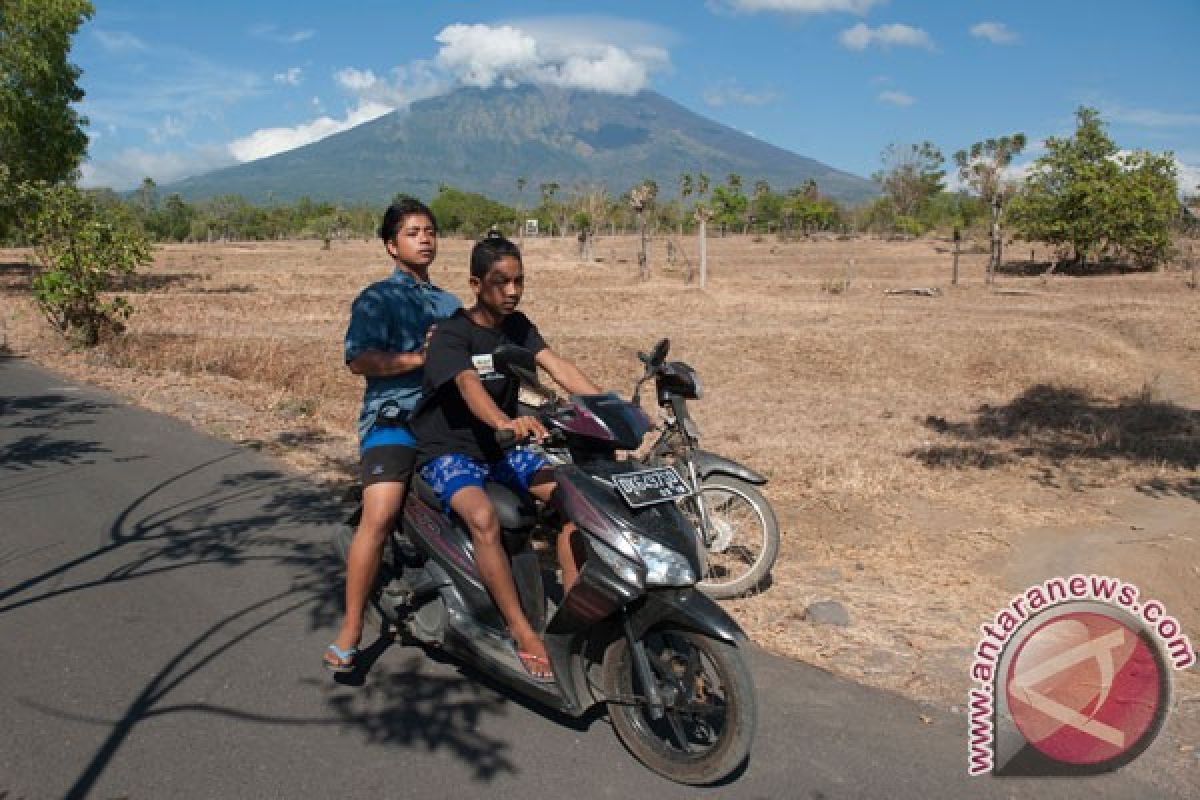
top-left (410, 475), bottom-right (537, 532)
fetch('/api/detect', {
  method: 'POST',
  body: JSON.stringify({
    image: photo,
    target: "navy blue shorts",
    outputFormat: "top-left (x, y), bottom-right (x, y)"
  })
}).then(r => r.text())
top-left (419, 449), bottom-right (549, 515)
top-left (360, 425), bottom-right (417, 487)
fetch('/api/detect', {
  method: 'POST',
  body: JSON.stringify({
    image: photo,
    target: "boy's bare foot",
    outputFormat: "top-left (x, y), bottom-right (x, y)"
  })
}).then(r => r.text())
top-left (514, 634), bottom-right (554, 682)
top-left (324, 629), bottom-right (361, 671)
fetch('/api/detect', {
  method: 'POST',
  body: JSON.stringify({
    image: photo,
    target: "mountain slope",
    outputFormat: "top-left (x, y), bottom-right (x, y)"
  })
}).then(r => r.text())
top-left (165, 86), bottom-right (877, 205)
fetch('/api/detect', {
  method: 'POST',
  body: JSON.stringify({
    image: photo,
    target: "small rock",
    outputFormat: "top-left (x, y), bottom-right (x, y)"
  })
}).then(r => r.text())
top-left (804, 600), bottom-right (850, 627)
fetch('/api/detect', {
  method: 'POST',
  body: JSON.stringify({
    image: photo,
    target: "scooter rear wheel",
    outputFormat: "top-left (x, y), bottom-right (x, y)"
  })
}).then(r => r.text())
top-left (603, 627), bottom-right (755, 785)
top-left (684, 476), bottom-right (779, 599)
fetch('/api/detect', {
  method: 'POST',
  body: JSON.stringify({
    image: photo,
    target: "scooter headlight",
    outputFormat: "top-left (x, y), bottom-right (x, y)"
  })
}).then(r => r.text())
top-left (628, 531), bottom-right (696, 587)
top-left (589, 537), bottom-right (645, 587)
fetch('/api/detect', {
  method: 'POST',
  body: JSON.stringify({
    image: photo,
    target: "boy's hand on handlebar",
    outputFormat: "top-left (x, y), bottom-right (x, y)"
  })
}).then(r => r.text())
top-left (499, 415), bottom-right (548, 442)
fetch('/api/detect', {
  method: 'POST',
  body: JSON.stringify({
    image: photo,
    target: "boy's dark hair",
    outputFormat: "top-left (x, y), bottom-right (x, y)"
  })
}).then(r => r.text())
top-left (379, 196), bottom-right (437, 242)
top-left (470, 231), bottom-right (522, 280)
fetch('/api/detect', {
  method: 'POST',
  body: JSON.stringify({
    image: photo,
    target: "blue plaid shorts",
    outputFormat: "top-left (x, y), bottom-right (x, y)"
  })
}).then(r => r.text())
top-left (418, 449), bottom-right (549, 515)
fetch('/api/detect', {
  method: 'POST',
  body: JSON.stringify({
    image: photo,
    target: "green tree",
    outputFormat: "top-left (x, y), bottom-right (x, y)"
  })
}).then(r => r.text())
top-left (135, 176), bottom-right (159, 212)
top-left (711, 183), bottom-right (747, 231)
top-left (677, 173), bottom-right (694, 234)
top-left (1008, 107), bottom-right (1179, 269)
top-left (19, 182), bottom-right (152, 345)
top-left (1105, 149), bottom-right (1180, 268)
top-left (538, 181), bottom-right (560, 234)
top-left (0, 0), bottom-right (94, 234)
top-left (155, 193), bottom-right (194, 241)
top-left (430, 185), bottom-right (516, 236)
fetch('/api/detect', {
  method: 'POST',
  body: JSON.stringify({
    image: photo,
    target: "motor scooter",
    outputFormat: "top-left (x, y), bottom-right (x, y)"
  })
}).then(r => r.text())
top-left (334, 344), bottom-right (757, 785)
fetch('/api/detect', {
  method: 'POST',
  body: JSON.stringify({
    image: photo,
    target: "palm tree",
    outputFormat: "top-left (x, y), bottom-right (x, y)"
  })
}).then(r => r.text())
top-left (539, 182), bottom-right (560, 235)
top-left (516, 176), bottom-right (527, 237)
top-left (678, 174), bottom-right (694, 235)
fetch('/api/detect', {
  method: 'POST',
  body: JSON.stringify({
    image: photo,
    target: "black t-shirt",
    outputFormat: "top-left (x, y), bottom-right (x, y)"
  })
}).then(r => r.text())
top-left (411, 309), bottom-right (547, 464)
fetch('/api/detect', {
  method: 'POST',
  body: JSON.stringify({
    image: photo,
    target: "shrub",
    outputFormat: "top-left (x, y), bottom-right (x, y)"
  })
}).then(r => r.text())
top-left (19, 182), bottom-right (153, 346)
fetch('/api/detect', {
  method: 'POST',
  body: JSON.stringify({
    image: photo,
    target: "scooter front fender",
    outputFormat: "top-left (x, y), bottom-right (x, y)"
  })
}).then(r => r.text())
top-left (690, 449), bottom-right (767, 485)
top-left (626, 587), bottom-right (746, 645)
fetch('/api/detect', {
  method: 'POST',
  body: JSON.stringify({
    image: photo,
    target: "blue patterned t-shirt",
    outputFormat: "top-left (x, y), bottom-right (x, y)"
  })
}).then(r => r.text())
top-left (344, 268), bottom-right (461, 442)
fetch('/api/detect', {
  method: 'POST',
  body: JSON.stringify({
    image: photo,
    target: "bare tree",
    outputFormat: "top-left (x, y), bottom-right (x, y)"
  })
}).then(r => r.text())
top-left (678, 173), bottom-right (693, 235)
top-left (691, 173), bottom-right (713, 288)
top-left (874, 141), bottom-right (945, 219)
top-left (954, 134), bottom-right (1027, 283)
top-left (630, 179), bottom-right (658, 280)
top-left (516, 176), bottom-right (527, 239)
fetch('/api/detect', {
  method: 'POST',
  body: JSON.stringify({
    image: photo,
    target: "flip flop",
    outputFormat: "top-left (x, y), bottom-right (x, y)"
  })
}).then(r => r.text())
top-left (517, 649), bottom-right (556, 683)
top-left (323, 643), bottom-right (359, 673)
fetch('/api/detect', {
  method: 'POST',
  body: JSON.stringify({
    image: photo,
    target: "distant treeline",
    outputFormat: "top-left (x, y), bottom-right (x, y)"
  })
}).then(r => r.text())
top-left (1, 175), bottom-right (997, 246)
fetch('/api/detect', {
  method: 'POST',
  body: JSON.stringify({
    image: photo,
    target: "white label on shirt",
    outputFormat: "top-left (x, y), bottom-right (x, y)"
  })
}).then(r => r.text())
top-left (472, 354), bottom-right (495, 375)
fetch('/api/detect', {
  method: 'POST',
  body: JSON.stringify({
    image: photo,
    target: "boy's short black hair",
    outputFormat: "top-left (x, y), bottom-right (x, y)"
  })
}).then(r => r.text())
top-left (470, 231), bottom-right (522, 280)
top-left (379, 196), bottom-right (437, 242)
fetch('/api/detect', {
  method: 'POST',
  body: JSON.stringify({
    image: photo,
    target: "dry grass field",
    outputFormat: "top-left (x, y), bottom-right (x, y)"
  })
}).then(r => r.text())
top-left (3, 233), bottom-right (1198, 727)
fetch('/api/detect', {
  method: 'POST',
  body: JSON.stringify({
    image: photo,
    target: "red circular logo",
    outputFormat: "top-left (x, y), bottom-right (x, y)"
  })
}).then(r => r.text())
top-left (1005, 610), bottom-right (1165, 767)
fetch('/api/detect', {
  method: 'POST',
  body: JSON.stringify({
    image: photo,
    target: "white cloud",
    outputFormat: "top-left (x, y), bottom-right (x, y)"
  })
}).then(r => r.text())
top-left (148, 115), bottom-right (187, 143)
top-left (274, 67), bottom-right (303, 86)
top-left (334, 68), bottom-right (377, 92)
top-left (839, 23), bottom-right (935, 51)
top-left (227, 101), bottom-right (392, 162)
top-left (1106, 106), bottom-right (1200, 128)
top-left (715, 0), bottom-right (882, 13)
top-left (1177, 159), bottom-right (1200, 194)
top-left (970, 22), bottom-right (1018, 45)
top-left (703, 81), bottom-right (780, 107)
top-left (182, 17), bottom-right (673, 170)
top-left (332, 61), bottom-right (449, 109)
top-left (93, 30), bottom-right (147, 53)
top-left (79, 146), bottom-right (235, 190)
top-left (432, 22), bottom-right (668, 94)
top-left (878, 90), bottom-right (914, 107)
top-left (250, 24), bottom-right (315, 45)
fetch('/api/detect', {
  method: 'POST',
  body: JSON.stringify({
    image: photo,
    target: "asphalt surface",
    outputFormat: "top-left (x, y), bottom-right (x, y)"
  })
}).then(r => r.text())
top-left (0, 356), bottom-right (1188, 799)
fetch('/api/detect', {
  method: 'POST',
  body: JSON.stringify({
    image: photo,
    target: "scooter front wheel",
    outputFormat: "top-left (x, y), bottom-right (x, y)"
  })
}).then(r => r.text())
top-left (603, 627), bottom-right (755, 785)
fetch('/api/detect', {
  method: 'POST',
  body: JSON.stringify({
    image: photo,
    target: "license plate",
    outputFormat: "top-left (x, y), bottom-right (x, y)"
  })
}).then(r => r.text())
top-left (613, 466), bottom-right (690, 508)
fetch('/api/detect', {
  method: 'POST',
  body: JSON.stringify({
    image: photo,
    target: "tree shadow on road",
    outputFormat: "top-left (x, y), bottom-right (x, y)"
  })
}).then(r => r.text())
top-left (909, 384), bottom-right (1200, 499)
top-left (24, 594), bottom-right (519, 798)
top-left (4, 448), bottom-right (527, 795)
top-left (0, 393), bottom-right (116, 494)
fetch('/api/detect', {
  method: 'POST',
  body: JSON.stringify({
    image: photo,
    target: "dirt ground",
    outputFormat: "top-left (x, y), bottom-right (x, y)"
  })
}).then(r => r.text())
top-left (3, 233), bottom-right (1198, 767)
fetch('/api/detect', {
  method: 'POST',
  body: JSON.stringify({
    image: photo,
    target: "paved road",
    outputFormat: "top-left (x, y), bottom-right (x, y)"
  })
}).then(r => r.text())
top-left (0, 357), bottom-right (1187, 799)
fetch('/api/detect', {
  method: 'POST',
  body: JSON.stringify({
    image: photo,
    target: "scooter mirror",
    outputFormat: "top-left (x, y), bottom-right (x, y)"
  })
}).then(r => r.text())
top-left (638, 338), bottom-right (670, 368)
top-left (650, 338), bottom-right (670, 366)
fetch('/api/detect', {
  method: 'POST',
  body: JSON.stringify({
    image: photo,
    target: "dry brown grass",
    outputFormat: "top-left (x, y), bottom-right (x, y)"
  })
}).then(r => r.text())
top-left (3, 234), bottom-right (1198, 713)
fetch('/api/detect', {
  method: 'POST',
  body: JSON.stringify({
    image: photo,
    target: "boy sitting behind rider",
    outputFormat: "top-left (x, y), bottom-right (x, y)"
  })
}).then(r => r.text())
top-left (410, 233), bottom-right (600, 682)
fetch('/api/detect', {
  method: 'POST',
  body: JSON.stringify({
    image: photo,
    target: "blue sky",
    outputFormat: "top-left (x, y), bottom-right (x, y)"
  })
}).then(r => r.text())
top-left (76, 0), bottom-right (1200, 193)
